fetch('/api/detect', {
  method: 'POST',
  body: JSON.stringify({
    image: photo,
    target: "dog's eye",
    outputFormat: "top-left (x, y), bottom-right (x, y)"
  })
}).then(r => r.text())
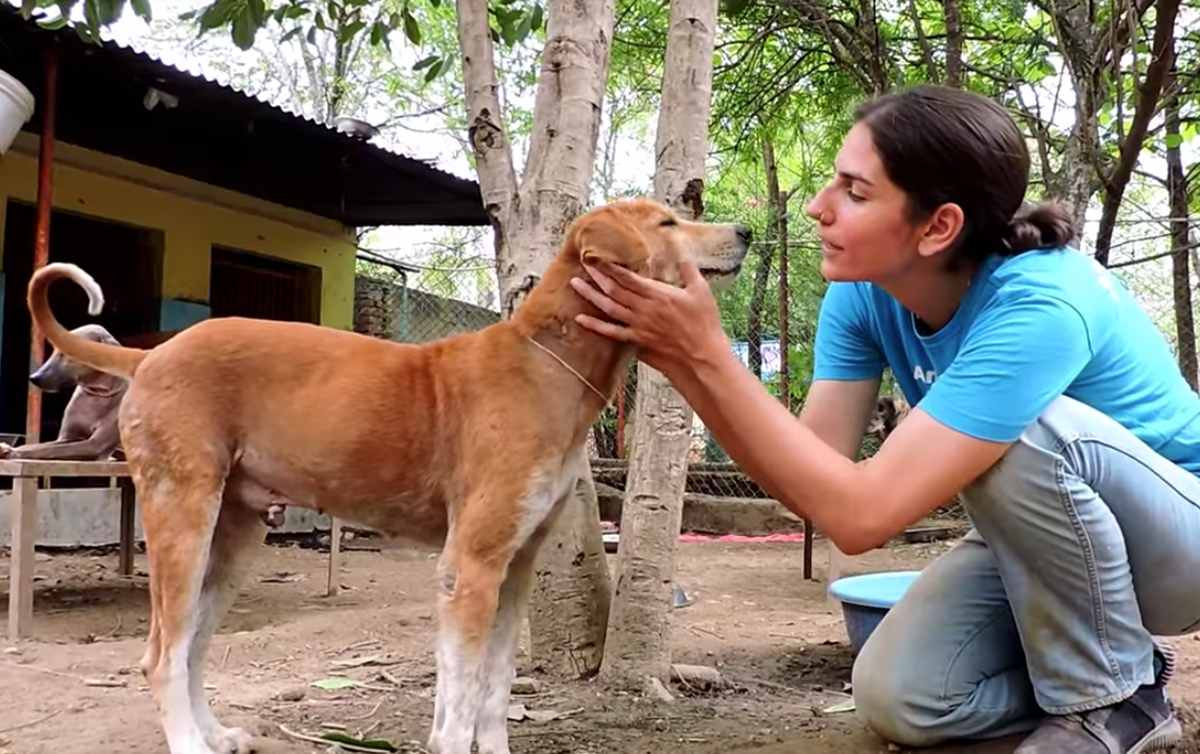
top-left (659, 218), bottom-right (677, 227)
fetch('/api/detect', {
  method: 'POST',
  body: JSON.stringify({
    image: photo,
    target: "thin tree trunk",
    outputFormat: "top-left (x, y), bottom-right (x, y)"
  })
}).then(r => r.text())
top-left (1165, 63), bottom-right (1197, 389)
top-left (598, 0), bottom-right (717, 690)
top-left (456, 0), bottom-right (617, 678)
top-left (746, 141), bottom-right (777, 380)
top-left (942, 0), bottom-right (962, 87)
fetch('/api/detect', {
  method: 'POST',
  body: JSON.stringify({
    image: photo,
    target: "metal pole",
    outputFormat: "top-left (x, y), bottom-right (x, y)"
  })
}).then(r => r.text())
top-left (25, 44), bottom-right (59, 445)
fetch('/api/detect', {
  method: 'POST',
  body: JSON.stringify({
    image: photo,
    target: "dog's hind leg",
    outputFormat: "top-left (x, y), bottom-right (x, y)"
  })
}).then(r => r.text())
top-left (427, 531), bottom-right (509, 754)
top-left (189, 501), bottom-right (267, 754)
top-left (473, 505), bottom-right (562, 754)
top-left (138, 473), bottom-right (226, 754)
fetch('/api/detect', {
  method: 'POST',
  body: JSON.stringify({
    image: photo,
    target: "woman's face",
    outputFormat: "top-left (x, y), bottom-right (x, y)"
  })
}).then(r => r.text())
top-left (806, 122), bottom-right (928, 283)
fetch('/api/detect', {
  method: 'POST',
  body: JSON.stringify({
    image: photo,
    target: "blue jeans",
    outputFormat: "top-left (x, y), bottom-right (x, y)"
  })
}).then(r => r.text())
top-left (852, 396), bottom-right (1200, 746)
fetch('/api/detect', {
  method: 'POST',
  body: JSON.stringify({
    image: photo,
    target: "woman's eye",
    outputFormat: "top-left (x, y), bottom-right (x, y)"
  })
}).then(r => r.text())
top-left (847, 189), bottom-right (865, 202)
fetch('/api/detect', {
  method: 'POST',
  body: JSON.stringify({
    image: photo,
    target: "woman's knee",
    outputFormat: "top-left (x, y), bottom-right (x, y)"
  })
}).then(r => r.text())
top-left (852, 632), bottom-right (950, 747)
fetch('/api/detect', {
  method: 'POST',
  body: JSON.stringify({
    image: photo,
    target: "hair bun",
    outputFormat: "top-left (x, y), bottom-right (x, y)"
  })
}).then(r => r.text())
top-left (1002, 202), bottom-right (1077, 253)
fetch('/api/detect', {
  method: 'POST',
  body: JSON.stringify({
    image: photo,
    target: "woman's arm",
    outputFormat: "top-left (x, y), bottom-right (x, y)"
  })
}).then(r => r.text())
top-left (799, 378), bottom-right (881, 460)
top-left (572, 260), bottom-right (1010, 553)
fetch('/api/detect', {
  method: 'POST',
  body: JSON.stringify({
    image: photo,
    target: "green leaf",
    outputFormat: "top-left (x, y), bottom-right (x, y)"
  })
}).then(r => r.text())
top-left (20, 0), bottom-right (37, 19)
top-left (130, 0), bottom-right (150, 21)
top-left (36, 14), bottom-right (69, 28)
top-left (280, 26), bottom-right (302, 42)
top-left (428, 0), bottom-right (440, 6)
top-left (231, 3), bottom-right (258, 49)
top-left (314, 11), bottom-right (326, 29)
top-left (722, 0), bottom-right (751, 15)
top-left (311, 676), bottom-right (359, 691)
top-left (529, 3), bottom-right (542, 31)
top-left (403, 8), bottom-right (420, 44)
top-left (388, 11), bottom-right (400, 27)
top-left (305, 24), bottom-right (316, 43)
top-left (370, 19), bottom-right (385, 45)
top-left (248, 0), bottom-right (266, 26)
top-left (338, 18), bottom-right (365, 45)
top-left (96, 0), bottom-right (123, 25)
top-left (1165, 133), bottom-right (1183, 150)
top-left (514, 8), bottom-right (533, 42)
top-left (177, 8), bottom-right (197, 19)
top-left (284, 5), bottom-right (309, 18)
top-left (424, 57), bottom-right (442, 82)
top-left (412, 53), bottom-right (438, 70)
top-left (197, 0), bottom-right (233, 31)
top-left (82, 0), bottom-right (100, 29)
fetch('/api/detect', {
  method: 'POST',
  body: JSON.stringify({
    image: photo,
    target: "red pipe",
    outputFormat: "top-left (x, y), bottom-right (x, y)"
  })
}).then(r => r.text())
top-left (25, 44), bottom-right (58, 444)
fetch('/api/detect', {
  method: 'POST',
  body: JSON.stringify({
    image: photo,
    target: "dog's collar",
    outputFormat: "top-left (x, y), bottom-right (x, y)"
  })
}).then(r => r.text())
top-left (80, 384), bottom-right (124, 399)
top-left (525, 335), bottom-right (612, 408)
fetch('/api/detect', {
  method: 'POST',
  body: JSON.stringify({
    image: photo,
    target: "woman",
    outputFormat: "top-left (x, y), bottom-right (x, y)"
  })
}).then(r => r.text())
top-left (571, 85), bottom-right (1200, 753)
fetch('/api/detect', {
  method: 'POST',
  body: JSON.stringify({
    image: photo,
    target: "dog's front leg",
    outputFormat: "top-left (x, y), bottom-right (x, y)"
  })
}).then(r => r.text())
top-left (473, 531), bottom-right (547, 754)
top-left (428, 543), bottom-right (505, 754)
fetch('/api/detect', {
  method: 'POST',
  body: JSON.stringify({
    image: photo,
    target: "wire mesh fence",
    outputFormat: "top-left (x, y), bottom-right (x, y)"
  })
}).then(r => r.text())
top-left (354, 217), bottom-right (1200, 508)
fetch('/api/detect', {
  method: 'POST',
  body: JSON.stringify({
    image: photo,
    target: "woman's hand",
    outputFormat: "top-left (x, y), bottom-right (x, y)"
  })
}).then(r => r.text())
top-left (569, 260), bottom-right (731, 377)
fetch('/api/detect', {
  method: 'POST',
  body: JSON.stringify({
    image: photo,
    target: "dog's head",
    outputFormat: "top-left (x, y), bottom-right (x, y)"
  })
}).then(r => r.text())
top-left (29, 324), bottom-right (120, 393)
top-left (567, 198), bottom-right (750, 290)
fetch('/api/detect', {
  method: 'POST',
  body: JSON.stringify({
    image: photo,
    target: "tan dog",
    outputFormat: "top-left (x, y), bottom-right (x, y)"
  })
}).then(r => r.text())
top-left (26, 199), bottom-right (749, 754)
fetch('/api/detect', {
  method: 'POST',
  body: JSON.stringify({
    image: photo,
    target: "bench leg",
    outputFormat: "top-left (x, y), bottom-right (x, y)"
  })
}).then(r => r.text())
top-left (119, 479), bottom-right (136, 577)
top-left (327, 517), bottom-right (342, 597)
top-left (8, 477), bottom-right (38, 639)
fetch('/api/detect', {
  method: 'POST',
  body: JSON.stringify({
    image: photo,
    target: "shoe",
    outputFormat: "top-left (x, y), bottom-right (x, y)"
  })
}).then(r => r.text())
top-left (1015, 643), bottom-right (1182, 753)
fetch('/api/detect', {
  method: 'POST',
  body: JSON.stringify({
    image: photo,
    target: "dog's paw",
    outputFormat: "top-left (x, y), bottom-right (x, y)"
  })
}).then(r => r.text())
top-left (0, 443), bottom-right (13, 459)
top-left (208, 726), bottom-right (256, 754)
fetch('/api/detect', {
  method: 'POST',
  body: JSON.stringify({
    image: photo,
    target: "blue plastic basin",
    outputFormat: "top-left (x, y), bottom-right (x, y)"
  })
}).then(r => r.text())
top-left (828, 570), bottom-right (920, 654)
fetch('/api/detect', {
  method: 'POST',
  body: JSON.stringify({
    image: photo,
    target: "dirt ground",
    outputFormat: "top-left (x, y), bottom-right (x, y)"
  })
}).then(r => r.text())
top-left (4, 533), bottom-right (1200, 754)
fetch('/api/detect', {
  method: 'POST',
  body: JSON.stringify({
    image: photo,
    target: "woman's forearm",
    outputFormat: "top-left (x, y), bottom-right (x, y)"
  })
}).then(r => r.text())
top-left (666, 349), bottom-right (889, 554)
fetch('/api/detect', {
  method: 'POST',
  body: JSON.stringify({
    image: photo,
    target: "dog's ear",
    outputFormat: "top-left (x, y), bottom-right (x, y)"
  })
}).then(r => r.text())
top-left (573, 212), bottom-right (650, 271)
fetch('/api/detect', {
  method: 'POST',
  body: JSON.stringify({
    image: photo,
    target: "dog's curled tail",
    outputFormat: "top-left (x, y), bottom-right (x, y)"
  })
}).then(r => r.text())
top-left (28, 263), bottom-right (148, 379)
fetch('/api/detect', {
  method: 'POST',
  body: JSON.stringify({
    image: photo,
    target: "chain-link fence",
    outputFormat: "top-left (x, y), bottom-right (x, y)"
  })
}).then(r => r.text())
top-left (354, 217), bottom-right (1200, 513)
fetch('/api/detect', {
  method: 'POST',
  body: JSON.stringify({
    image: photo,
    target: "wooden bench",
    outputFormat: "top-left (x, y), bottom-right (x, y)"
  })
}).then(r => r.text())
top-left (2, 459), bottom-right (135, 639)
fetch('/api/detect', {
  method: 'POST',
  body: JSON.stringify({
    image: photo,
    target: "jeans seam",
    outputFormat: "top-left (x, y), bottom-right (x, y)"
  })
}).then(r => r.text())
top-left (1053, 434), bottom-right (1127, 688)
top-left (937, 604), bottom-right (1016, 705)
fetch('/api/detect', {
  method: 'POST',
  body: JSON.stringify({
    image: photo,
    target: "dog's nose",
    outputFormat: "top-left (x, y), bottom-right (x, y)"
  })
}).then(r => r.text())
top-left (736, 225), bottom-right (753, 245)
top-left (29, 373), bottom-right (44, 389)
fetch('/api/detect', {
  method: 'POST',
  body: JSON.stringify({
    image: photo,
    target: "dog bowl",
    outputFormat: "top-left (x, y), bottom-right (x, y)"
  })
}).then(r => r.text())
top-left (828, 570), bottom-right (920, 654)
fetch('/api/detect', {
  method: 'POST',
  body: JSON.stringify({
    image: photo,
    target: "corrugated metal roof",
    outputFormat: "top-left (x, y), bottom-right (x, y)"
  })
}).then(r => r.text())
top-left (0, 5), bottom-right (489, 226)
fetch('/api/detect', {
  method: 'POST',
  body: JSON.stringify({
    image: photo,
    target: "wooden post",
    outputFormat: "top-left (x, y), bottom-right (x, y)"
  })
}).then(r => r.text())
top-left (8, 476), bottom-right (38, 638)
top-left (119, 478), bottom-right (136, 577)
top-left (25, 44), bottom-right (59, 445)
top-left (326, 518), bottom-right (343, 596)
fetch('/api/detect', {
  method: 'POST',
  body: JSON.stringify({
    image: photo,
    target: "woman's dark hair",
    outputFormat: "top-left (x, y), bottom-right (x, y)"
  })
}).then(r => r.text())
top-left (853, 85), bottom-right (1076, 269)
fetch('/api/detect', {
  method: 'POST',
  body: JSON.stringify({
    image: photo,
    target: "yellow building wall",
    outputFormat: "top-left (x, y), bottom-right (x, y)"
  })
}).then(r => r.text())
top-left (0, 135), bottom-right (357, 330)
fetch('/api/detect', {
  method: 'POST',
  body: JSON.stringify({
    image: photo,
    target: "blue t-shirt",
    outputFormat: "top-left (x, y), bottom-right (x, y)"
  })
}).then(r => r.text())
top-left (813, 248), bottom-right (1200, 474)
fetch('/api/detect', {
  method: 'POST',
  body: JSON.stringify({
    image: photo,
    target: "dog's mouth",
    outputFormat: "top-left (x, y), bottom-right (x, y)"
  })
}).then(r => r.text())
top-left (699, 262), bottom-right (743, 278)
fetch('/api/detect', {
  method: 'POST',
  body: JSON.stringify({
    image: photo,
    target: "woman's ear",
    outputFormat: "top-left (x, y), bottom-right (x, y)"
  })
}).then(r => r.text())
top-left (917, 202), bottom-right (965, 259)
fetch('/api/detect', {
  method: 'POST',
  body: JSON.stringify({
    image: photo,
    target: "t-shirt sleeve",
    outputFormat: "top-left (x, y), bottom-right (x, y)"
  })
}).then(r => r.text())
top-left (919, 292), bottom-right (1100, 442)
top-left (812, 282), bottom-right (885, 381)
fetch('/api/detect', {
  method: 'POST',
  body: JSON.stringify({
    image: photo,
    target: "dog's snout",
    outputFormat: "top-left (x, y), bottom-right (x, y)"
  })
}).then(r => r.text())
top-left (29, 372), bottom-right (45, 389)
top-left (735, 225), bottom-right (753, 245)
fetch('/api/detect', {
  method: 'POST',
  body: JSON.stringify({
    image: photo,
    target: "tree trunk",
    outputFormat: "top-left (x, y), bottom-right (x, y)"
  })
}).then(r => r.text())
top-left (528, 452), bottom-right (614, 676)
top-left (598, 0), bottom-right (717, 690)
top-left (1047, 0), bottom-right (1099, 241)
top-left (1165, 63), bottom-right (1197, 390)
top-left (942, 0), bottom-right (962, 88)
top-left (456, 0), bottom-right (618, 678)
